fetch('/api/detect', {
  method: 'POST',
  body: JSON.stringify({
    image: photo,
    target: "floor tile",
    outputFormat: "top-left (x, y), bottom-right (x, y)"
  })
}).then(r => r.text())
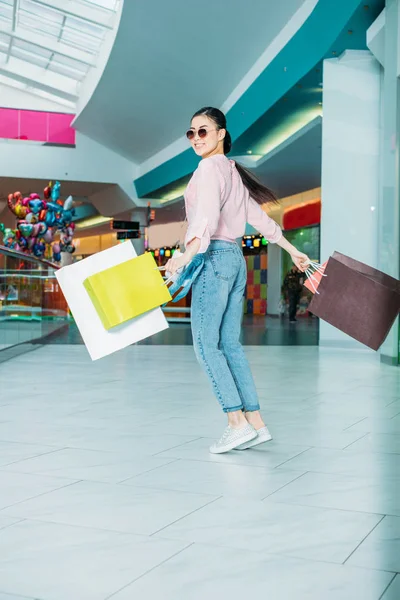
top-left (381, 576), bottom-right (400, 599)
top-left (124, 459), bottom-right (304, 499)
top-left (155, 496), bottom-right (382, 564)
top-left (0, 471), bottom-right (78, 510)
top-left (346, 515), bottom-right (400, 572)
top-left (276, 447), bottom-right (400, 478)
top-left (0, 515), bottom-right (22, 532)
top-left (268, 471), bottom-right (400, 516)
top-left (339, 432), bottom-right (400, 455)
top-left (3, 480), bottom-right (219, 535)
top-left (110, 543), bottom-right (393, 600)
top-left (157, 436), bottom-right (311, 468)
top-left (3, 447), bottom-right (176, 484)
top-left (0, 441), bottom-right (61, 467)
top-left (0, 519), bottom-right (187, 600)
top-left (346, 417), bottom-right (400, 435)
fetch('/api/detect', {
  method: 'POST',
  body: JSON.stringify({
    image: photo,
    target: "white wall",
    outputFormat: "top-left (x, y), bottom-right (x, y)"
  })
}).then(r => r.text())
top-left (320, 50), bottom-right (381, 346)
top-left (0, 132), bottom-right (139, 214)
top-left (74, 0), bottom-right (124, 115)
top-left (0, 83), bottom-right (74, 113)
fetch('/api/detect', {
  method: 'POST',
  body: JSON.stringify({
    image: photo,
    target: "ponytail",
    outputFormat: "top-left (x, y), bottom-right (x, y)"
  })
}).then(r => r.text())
top-left (234, 161), bottom-right (278, 206)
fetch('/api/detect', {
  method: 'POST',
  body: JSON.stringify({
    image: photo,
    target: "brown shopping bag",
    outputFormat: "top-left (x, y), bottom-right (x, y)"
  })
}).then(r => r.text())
top-left (308, 252), bottom-right (400, 350)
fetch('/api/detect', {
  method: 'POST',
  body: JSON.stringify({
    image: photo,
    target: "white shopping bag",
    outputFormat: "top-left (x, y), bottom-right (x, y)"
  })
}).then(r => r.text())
top-left (55, 241), bottom-right (169, 361)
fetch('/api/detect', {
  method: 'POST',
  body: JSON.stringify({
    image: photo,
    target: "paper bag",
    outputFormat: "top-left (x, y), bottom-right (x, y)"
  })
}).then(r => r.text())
top-left (83, 253), bottom-right (171, 330)
top-left (55, 242), bottom-right (169, 360)
top-left (309, 252), bottom-right (400, 350)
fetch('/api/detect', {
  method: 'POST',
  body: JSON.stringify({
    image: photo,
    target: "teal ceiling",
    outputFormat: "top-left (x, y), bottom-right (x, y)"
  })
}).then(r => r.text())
top-left (134, 0), bottom-right (384, 200)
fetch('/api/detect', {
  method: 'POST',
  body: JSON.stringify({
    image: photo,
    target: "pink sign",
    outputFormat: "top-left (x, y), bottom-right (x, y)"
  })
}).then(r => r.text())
top-left (0, 107), bottom-right (76, 145)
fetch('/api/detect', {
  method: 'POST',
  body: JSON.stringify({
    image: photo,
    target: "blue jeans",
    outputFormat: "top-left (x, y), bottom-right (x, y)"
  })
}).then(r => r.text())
top-left (191, 240), bottom-right (261, 413)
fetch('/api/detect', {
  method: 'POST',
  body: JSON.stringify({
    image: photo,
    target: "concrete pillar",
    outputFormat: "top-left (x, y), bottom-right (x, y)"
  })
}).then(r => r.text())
top-left (378, 0), bottom-right (400, 365)
top-left (320, 50), bottom-right (381, 346)
top-left (267, 242), bottom-right (283, 315)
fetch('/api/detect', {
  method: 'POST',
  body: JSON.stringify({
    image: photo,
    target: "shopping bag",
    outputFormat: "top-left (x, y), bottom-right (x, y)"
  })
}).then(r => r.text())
top-left (83, 252), bottom-right (171, 330)
top-left (309, 251), bottom-right (400, 350)
top-left (55, 242), bottom-right (169, 361)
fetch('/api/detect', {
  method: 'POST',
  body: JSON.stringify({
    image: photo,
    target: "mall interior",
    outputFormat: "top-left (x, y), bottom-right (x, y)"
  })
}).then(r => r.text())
top-left (0, 0), bottom-right (400, 598)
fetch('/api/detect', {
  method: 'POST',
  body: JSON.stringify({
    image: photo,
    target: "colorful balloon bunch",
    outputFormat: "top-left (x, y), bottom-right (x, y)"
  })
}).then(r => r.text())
top-left (0, 181), bottom-right (75, 262)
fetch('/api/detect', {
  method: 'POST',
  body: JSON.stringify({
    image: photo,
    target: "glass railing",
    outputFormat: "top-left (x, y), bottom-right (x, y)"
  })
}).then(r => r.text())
top-left (0, 245), bottom-right (70, 354)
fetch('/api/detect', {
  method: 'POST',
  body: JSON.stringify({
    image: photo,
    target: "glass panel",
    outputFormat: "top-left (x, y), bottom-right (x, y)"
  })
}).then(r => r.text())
top-left (47, 59), bottom-right (88, 81)
top-left (81, 0), bottom-right (119, 10)
top-left (13, 38), bottom-right (53, 58)
top-left (0, 0), bottom-right (121, 100)
top-left (0, 249), bottom-right (69, 353)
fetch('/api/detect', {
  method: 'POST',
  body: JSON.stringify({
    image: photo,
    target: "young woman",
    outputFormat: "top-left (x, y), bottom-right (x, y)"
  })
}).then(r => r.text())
top-left (165, 107), bottom-right (309, 454)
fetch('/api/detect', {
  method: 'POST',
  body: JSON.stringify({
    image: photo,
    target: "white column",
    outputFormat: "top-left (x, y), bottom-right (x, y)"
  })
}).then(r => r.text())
top-left (267, 242), bottom-right (282, 316)
top-left (377, 0), bottom-right (400, 365)
top-left (320, 50), bottom-right (381, 347)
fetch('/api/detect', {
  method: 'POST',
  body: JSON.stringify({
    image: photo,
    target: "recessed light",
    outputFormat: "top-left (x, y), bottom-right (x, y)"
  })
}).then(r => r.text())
top-left (247, 150), bottom-right (253, 155)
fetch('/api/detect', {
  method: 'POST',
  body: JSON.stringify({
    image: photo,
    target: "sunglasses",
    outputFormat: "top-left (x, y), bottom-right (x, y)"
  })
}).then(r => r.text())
top-left (186, 128), bottom-right (218, 140)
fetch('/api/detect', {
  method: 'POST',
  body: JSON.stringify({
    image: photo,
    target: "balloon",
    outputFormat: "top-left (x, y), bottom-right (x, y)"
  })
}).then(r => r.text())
top-left (25, 212), bottom-right (37, 224)
top-left (46, 202), bottom-right (60, 213)
top-left (33, 242), bottom-right (45, 257)
top-left (7, 192), bottom-right (22, 215)
top-left (5, 183), bottom-right (75, 263)
top-left (64, 196), bottom-right (73, 211)
top-left (18, 222), bottom-right (33, 238)
top-left (31, 224), bottom-right (41, 237)
top-left (27, 236), bottom-right (36, 250)
top-left (51, 181), bottom-right (61, 202)
top-left (43, 230), bottom-right (53, 244)
top-left (45, 211), bottom-right (56, 226)
top-left (29, 199), bottom-right (44, 214)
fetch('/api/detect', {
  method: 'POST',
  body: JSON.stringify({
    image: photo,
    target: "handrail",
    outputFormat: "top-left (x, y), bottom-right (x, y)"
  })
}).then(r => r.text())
top-left (0, 245), bottom-right (60, 270)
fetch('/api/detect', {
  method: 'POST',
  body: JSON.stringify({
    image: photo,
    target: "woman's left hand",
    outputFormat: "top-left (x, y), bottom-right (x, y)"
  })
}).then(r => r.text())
top-left (290, 250), bottom-right (310, 272)
top-left (165, 253), bottom-right (190, 275)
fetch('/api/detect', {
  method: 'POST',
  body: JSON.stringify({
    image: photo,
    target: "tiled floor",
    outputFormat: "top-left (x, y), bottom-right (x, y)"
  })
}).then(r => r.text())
top-left (0, 344), bottom-right (399, 599)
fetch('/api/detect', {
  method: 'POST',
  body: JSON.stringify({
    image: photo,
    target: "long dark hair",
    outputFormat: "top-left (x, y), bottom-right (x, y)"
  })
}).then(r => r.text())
top-left (192, 107), bottom-right (278, 206)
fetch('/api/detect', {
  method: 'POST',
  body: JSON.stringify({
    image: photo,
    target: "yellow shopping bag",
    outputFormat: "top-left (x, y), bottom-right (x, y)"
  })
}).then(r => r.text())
top-left (83, 252), bottom-right (171, 330)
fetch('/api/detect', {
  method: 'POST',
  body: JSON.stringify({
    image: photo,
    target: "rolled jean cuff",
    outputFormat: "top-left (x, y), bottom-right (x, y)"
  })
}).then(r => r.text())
top-left (244, 406), bottom-right (261, 413)
top-left (223, 405), bottom-right (244, 413)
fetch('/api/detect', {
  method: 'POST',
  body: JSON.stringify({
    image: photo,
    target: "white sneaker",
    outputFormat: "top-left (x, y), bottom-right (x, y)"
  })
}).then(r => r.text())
top-left (235, 426), bottom-right (273, 450)
top-left (209, 424), bottom-right (257, 454)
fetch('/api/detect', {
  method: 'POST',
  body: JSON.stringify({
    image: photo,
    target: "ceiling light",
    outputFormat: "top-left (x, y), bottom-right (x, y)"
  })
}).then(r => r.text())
top-left (247, 150), bottom-right (253, 155)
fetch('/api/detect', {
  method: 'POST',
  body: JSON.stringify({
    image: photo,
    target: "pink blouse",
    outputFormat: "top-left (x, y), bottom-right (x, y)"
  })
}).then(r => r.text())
top-left (184, 154), bottom-right (282, 253)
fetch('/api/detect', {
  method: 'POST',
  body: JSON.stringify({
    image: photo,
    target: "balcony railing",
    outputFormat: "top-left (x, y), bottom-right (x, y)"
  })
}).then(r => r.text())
top-left (0, 246), bottom-right (70, 355)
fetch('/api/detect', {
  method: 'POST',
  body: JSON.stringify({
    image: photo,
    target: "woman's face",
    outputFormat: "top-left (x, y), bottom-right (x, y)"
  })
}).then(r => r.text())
top-left (188, 115), bottom-right (225, 158)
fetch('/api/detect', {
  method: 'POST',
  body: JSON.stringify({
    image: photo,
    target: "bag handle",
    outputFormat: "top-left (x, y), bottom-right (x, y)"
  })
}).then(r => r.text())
top-left (305, 261), bottom-right (327, 295)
